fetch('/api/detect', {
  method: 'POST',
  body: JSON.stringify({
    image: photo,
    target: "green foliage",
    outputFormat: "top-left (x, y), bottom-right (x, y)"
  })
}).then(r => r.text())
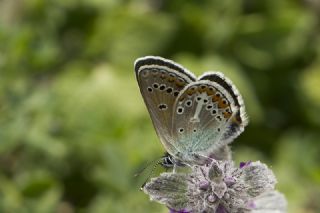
top-left (0, 0), bottom-right (319, 212)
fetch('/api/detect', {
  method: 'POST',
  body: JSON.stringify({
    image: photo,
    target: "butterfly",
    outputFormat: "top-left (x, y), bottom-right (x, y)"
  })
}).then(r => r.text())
top-left (134, 56), bottom-right (248, 166)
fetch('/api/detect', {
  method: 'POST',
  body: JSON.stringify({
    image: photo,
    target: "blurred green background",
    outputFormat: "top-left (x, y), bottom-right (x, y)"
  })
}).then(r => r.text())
top-left (0, 0), bottom-right (320, 212)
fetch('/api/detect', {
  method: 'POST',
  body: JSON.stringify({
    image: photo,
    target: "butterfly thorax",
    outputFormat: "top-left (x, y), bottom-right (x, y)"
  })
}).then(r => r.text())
top-left (174, 151), bottom-right (209, 165)
top-left (173, 144), bottom-right (233, 164)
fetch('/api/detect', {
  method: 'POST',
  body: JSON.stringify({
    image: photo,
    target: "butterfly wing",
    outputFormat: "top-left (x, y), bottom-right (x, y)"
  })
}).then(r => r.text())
top-left (134, 56), bottom-right (196, 155)
top-left (171, 72), bottom-right (247, 162)
top-left (198, 72), bottom-right (248, 143)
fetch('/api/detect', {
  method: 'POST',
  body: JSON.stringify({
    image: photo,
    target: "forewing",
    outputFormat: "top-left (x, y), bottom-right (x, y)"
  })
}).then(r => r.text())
top-left (135, 56), bottom-right (196, 155)
top-left (171, 79), bottom-right (242, 159)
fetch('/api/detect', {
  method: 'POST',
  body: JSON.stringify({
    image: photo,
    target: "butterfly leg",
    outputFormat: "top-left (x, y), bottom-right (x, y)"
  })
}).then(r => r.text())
top-left (173, 164), bottom-right (177, 173)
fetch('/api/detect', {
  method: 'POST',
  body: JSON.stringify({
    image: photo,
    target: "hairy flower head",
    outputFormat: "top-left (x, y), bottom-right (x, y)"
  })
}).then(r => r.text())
top-left (143, 160), bottom-right (286, 213)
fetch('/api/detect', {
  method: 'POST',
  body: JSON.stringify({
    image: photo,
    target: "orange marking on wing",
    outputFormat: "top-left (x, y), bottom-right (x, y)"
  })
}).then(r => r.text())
top-left (199, 85), bottom-right (207, 93)
top-left (168, 74), bottom-right (175, 82)
top-left (196, 87), bottom-right (202, 93)
top-left (211, 93), bottom-right (221, 102)
top-left (223, 111), bottom-right (232, 119)
top-left (235, 112), bottom-right (242, 123)
top-left (179, 94), bottom-right (186, 102)
top-left (231, 114), bottom-right (242, 124)
top-left (206, 87), bottom-right (216, 95)
top-left (187, 87), bottom-right (197, 95)
top-left (218, 99), bottom-right (229, 108)
top-left (175, 78), bottom-right (186, 87)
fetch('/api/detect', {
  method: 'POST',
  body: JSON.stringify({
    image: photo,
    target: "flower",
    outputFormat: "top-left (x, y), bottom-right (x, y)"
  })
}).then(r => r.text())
top-left (143, 160), bottom-right (286, 213)
top-left (169, 208), bottom-right (191, 213)
top-left (250, 191), bottom-right (287, 213)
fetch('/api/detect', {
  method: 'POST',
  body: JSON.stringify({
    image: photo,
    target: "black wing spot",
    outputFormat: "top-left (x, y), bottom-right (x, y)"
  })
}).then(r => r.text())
top-left (153, 83), bottom-right (159, 89)
top-left (177, 107), bottom-right (184, 114)
top-left (166, 87), bottom-right (173, 93)
top-left (158, 104), bottom-right (168, 110)
top-left (185, 100), bottom-right (192, 107)
top-left (206, 105), bottom-right (213, 110)
top-left (147, 87), bottom-right (153, 92)
top-left (159, 84), bottom-right (166, 90)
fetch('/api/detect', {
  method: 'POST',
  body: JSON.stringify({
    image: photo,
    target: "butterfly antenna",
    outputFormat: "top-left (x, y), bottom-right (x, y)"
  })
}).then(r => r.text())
top-left (134, 157), bottom-right (161, 177)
